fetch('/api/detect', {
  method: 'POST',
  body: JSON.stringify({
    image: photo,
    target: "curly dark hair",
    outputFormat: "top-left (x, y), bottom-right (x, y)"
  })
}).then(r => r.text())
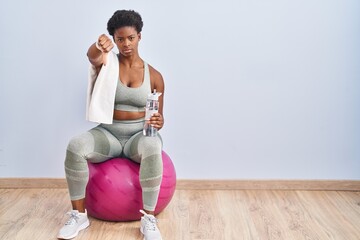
top-left (107, 10), bottom-right (143, 36)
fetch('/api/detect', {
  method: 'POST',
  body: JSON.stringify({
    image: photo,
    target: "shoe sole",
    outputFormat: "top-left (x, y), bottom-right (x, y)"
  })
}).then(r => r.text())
top-left (140, 226), bottom-right (163, 240)
top-left (57, 220), bottom-right (90, 239)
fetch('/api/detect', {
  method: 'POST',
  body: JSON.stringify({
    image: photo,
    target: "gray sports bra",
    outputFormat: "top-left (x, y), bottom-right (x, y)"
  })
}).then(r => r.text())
top-left (114, 62), bottom-right (151, 112)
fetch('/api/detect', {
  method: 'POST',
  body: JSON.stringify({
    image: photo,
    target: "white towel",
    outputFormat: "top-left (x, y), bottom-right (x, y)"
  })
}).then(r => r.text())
top-left (86, 51), bottom-right (119, 124)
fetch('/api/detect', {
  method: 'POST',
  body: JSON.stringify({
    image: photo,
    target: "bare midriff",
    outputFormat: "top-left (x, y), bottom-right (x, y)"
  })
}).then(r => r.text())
top-left (113, 109), bottom-right (145, 121)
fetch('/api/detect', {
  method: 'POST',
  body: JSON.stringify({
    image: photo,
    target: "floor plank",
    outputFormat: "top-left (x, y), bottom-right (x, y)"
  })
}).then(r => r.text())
top-left (0, 189), bottom-right (359, 240)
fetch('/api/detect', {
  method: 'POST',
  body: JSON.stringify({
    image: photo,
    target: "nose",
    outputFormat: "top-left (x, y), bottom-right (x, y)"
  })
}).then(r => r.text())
top-left (123, 38), bottom-right (131, 47)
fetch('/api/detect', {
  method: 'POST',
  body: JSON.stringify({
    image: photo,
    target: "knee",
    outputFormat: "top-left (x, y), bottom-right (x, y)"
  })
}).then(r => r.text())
top-left (66, 132), bottom-right (93, 155)
top-left (64, 133), bottom-right (94, 168)
top-left (138, 137), bottom-right (162, 155)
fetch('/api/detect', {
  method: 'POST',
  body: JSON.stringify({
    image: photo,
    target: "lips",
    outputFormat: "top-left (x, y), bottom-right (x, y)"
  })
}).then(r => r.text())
top-left (123, 48), bottom-right (132, 54)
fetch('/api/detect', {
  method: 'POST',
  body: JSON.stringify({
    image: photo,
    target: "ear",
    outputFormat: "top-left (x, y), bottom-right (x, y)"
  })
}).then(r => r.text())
top-left (138, 33), bottom-right (141, 41)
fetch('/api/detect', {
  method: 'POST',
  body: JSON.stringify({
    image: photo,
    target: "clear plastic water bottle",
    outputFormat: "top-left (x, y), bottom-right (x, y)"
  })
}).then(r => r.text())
top-left (143, 89), bottom-right (162, 137)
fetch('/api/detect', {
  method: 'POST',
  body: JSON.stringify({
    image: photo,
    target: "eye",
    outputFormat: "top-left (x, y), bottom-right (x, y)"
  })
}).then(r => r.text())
top-left (129, 36), bottom-right (135, 41)
top-left (117, 38), bottom-right (124, 43)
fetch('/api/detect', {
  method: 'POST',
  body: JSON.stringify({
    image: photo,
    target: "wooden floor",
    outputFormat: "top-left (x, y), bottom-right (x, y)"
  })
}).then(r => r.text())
top-left (0, 188), bottom-right (360, 240)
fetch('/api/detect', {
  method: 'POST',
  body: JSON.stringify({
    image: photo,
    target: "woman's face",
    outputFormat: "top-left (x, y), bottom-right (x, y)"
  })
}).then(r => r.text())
top-left (113, 26), bottom-right (141, 57)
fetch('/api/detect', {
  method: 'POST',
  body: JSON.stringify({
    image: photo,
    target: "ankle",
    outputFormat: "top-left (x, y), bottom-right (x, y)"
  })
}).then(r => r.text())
top-left (142, 209), bottom-right (155, 215)
top-left (71, 199), bottom-right (86, 213)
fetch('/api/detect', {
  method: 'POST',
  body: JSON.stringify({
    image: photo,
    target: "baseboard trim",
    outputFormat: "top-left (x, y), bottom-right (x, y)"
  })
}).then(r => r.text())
top-left (0, 178), bottom-right (359, 191)
top-left (0, 178), bottom-right (68, 189)
top-left (176, 179), bottom-right (360, 191)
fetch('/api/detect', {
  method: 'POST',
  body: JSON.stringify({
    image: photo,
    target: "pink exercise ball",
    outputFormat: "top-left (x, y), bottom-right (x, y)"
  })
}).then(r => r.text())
top-left (85, 151), bottom-right (176, 221)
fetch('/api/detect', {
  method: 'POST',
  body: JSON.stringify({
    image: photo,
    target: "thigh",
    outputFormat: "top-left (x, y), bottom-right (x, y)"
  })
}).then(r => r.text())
top-left (85, 125), bottom-right (123, 163)
top-left (123, 132), bottom-right (163, 163)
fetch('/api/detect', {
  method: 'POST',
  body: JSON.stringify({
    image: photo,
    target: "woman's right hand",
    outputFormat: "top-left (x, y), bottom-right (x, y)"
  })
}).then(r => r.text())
top-left (96, 34), bottom-right (114, 53)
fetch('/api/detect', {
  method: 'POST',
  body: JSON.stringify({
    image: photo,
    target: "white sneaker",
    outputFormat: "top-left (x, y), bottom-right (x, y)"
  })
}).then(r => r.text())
top-left (140, 210), bottom-right (163, 240)
top-left (57, 210), bottom-right (90, 239)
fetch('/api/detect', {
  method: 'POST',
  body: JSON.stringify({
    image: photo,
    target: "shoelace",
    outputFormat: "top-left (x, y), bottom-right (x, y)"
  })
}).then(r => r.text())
top-left (65, 211), bottom-right (80, 226)
top-left (140, 210), bottom-right (158, 231)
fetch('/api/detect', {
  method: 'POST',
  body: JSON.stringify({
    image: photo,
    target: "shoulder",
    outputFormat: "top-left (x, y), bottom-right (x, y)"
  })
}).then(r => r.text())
top-left (147, 63), bottom-right (164, 92)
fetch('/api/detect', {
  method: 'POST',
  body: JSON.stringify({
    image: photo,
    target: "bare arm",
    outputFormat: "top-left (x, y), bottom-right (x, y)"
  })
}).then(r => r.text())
top-left (149, 66), bottom-right (165, 130)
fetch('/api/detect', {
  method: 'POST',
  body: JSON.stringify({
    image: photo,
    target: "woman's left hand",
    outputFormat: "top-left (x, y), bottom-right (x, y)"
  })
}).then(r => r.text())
top-left (149, 113), bottom-right (164, 130)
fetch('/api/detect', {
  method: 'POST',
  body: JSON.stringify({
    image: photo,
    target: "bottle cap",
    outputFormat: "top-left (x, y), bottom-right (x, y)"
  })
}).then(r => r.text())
top-left (147, 89), bottom-right (162, 100)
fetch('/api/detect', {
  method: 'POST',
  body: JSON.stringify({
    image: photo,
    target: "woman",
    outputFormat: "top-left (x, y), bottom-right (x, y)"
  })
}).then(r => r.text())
top-left (58, 10), bottom-right (165, 240)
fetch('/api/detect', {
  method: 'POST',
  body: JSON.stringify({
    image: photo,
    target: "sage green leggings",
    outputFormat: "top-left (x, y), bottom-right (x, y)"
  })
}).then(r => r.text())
top-left (64, 118), bottom-right (163, 211)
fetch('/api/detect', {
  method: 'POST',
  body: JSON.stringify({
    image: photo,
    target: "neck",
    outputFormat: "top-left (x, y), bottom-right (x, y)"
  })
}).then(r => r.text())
top-left (118, 52), bottom-right (142, 67)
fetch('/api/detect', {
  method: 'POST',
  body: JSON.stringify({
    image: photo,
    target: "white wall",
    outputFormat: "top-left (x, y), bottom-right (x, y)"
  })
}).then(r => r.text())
top-left (1, 0), bottom-right (359, 179)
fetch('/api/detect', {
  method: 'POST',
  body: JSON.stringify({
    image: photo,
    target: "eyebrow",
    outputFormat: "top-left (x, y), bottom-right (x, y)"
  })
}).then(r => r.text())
top-left (117, 34), bottom-right (136, 39)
